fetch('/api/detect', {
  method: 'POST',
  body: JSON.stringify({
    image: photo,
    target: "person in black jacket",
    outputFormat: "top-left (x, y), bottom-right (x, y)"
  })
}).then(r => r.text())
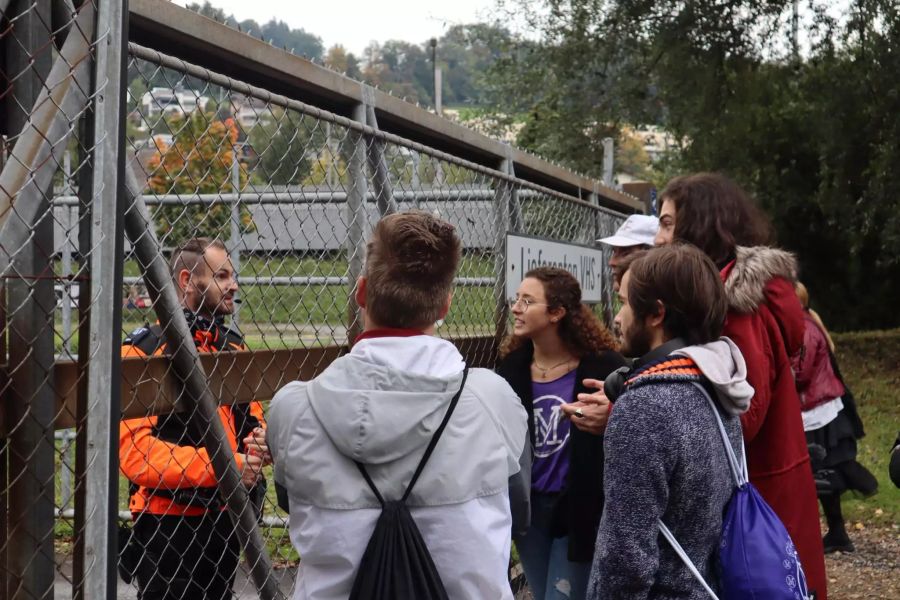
top-left (497, 266), bottom-right (626, 600)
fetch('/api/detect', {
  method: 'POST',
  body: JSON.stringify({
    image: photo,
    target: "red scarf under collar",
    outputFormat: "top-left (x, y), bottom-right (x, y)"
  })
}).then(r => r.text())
top-left (354, 328), bottom-right (426, 344)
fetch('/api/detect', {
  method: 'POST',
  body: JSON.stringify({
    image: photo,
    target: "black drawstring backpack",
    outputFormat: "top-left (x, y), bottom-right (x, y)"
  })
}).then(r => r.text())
top-left (348, 367), bottom-right (469, 600)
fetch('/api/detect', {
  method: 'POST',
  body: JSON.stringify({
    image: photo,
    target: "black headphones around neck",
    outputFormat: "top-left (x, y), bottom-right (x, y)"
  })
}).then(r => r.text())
top-left (183, 308), bottom-right (225, 332)
top-left (603, 337), bottom-right (688, 403)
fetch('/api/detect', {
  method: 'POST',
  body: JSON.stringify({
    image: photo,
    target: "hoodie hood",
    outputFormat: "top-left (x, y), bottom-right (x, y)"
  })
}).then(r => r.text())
top-left (673, 337), bottom-right (754, 416)
top-left (724, 246), bottom-right (798, 314)
top-left (307, 335), bottom-right (466, 465)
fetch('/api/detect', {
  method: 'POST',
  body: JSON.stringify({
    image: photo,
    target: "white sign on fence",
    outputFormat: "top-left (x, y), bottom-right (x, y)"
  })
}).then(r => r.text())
top-left (505, 233), bottom-right (606, 304)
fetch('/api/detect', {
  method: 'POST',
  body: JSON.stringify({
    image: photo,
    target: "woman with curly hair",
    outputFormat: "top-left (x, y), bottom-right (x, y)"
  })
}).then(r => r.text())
top-left (497, 266), bottom-right (626, 600)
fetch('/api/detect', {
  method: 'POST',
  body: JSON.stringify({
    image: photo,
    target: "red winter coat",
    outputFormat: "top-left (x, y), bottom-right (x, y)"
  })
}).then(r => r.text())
top-left (721, 246), bottom-right (827, 600)
top-left (794, 313), bottom-right (845, 412)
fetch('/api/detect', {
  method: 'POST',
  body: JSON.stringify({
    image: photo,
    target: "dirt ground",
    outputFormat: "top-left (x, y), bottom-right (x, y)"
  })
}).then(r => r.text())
top-left (824, 522), bottom-right (899, 600)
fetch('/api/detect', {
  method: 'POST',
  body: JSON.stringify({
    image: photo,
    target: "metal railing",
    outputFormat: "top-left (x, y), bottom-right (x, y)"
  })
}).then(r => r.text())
top-left (1, 2), bottom-right (638, 598)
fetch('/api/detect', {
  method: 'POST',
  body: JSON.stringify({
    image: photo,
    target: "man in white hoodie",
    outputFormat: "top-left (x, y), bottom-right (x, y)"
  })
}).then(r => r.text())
top-left (268, 211), bottom-right (529, 600)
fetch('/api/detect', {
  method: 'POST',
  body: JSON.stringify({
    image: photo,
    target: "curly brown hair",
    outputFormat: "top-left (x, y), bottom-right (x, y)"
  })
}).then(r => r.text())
top-left (500, 266), bottom-right (618, 359)
top-left (660, 173), bottom-right (772, 266)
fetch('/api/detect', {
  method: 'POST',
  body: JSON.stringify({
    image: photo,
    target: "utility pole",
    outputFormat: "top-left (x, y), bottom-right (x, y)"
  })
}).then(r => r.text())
top-left (602, 137), bottom-right (615, 187)
top-left (791, 0), bottom-right (800, 61)
top-left (430, 38), bottom-right (441, 115)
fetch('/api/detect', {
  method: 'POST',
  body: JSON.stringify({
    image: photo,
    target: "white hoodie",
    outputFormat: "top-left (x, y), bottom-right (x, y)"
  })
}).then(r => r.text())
top-left (268, 334), bottom-right (528, 600)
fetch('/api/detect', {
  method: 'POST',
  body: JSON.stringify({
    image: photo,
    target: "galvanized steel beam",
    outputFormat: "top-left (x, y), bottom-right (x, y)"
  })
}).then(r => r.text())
top-left (73, 0), bottom-right (127, 596)
top-left (2, 1), bottom-right (55, 598)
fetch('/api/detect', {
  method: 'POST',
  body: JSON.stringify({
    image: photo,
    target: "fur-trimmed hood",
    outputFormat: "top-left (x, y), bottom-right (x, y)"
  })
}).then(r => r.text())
top-left (724, 246), bottom-right (798, 313)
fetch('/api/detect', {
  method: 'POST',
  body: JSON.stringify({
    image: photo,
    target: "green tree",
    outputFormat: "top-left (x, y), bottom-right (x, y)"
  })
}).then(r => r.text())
top-left (325, 44), bottom-right (362, 79)
top-left (362, 41), bottom-right (433, 104)
top-left (249, 109), bottom-right (325, 186)
top-left (186, 0), bottom-right (227, 22)
top-left (482, 0), bottom-right (900, 330)
top-left (302, 149), bottom-right (347, 186)
top-left (355, 25), bottom-right (513, 109)
top-left (258, 18), bottom-right (323, 58)
top-left (186, 3), bottom-right (323, 59)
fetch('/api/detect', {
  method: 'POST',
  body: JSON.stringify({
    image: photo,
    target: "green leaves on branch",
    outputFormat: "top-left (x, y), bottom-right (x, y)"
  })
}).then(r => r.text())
top-left (481, 0), bottom-right (900, 330)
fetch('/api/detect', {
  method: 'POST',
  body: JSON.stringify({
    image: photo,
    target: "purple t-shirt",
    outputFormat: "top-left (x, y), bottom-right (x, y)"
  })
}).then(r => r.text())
top-left (531, 369), bottom-right (578, 493)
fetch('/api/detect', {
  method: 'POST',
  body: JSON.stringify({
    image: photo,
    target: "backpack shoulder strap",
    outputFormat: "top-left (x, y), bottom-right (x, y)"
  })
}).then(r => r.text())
top-left (355, 461), bottom-right (386, 506)
top-left (689, 382), bottom-right (747, 486)
top-left (402, 367), bottom-right (469, 502)
top-left (658, 520), bottom-right (721, 600)
top-left (354, 367), bottom-right (469, 507)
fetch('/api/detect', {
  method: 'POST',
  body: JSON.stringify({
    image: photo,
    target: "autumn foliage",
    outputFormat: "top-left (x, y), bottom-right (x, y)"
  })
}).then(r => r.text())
top-left (147, 111), bottom-right (250, 243)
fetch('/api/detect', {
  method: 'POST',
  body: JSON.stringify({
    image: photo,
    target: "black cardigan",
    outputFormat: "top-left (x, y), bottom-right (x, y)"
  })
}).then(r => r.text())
top-left (497, 343), bottom-right (627, 562)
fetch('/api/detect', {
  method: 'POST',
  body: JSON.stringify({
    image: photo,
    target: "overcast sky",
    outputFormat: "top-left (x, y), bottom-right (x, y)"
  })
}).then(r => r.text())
top-left (171, 1), bottom-right (850, 61)
top-left (173, 0), bottom-right (497, 55)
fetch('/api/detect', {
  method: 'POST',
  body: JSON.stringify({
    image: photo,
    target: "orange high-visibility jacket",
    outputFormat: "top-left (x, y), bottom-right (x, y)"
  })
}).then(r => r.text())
top-left (119, 319), bottom-right (265, 517)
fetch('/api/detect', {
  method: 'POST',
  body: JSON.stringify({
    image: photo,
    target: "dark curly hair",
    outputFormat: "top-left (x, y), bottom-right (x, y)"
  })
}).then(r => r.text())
top-left (659, 173), bottom-right (772, 266)
top-left (500, 266), bottom-right (618, 359)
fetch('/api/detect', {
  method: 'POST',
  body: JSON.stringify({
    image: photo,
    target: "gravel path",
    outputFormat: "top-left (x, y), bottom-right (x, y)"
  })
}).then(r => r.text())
top-left (824, 522), bottom-right (899, 600)
top-left (509, 522), bottom-right (900, 600)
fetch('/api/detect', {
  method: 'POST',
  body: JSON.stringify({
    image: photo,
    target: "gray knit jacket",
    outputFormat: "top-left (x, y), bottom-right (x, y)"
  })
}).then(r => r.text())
top-left (587, 339), bottom-right (752, 600)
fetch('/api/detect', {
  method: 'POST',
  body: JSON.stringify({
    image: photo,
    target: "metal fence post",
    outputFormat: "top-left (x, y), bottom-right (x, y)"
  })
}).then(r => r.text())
top-left (411, 150), bottom-right (421, 204)
top-left (588, 185), bottom-right (614, 325)
top-left (345, 102), bottom-right (369, 346)
top-left (0, 137), bottom-right (6, 599)
top-left (3, 1), bottom-right (55, 598)
top-left (361, 85), bottom-right (397, 217)
top-left (492, 151), bottom-right (513, 354)
top-left (507, 154), bottom-right (523, 233)
top-left (72, 0), bottom-right (128, 596)
top-left (325, 122), bottom-right (337, 188)
top-left (230, 148), bottom-right (242, 323)
top-left (588, 184), bottom-right (602, 245)
top-left (58, 430), bottom-right (74, 511)
top-left (61, 151), bottom-right (74, 356)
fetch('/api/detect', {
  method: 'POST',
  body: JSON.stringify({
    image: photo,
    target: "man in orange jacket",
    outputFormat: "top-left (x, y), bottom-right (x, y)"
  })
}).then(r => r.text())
top-left (119, 237), bottom-right (270, 600)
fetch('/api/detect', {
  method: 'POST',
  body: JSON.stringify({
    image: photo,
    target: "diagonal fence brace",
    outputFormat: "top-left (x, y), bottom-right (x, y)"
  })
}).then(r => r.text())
top-left (0, 0), bottom-right (95, 247)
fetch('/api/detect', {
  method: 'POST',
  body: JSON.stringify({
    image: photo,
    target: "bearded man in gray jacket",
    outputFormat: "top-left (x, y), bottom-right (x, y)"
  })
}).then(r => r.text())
top-left (267, 211), bottom-right (529, 600)
top-left (587, 244), bottom-right (753, 600)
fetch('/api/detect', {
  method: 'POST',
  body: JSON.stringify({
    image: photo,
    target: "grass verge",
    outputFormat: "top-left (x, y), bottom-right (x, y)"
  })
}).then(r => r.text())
top-left (831, 328), bottom-right (900, 526)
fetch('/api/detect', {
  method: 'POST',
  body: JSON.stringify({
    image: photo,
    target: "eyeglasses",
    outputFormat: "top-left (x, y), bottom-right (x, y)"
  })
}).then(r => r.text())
top-left (508, 297), bottom-right (548, 312)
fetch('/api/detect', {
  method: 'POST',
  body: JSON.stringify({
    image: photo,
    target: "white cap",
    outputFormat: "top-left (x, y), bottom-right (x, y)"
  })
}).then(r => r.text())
top-left (597, 214), bottom-right (659, 247)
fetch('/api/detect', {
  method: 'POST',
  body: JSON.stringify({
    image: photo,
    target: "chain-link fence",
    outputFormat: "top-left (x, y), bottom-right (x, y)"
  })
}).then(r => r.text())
top-left (2, 2), bottom-right (634, 598)
top-left (1, 0), bottom-right (125, 598)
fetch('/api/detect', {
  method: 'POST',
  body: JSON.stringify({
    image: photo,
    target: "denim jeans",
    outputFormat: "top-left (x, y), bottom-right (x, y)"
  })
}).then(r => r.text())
top-left (514, 493), bottom-right (590, 600)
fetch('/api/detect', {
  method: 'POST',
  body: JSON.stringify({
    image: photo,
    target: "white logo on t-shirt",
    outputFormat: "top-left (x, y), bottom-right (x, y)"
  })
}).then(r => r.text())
top-left (533, 395), bottom-right (570, 458)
